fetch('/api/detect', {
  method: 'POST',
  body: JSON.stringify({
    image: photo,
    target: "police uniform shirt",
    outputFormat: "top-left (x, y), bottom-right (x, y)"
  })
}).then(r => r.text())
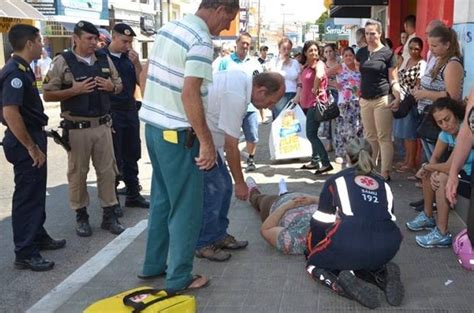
top-left (0, 55), bottom-right (48, 129)
top-left (43, 50), bottom-right (121, 93)
top-left (103, 48), bottom-right (136, 109)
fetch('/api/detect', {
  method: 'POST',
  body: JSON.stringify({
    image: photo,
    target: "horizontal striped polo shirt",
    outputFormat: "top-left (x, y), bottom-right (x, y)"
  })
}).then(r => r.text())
top-left (139, 14), bottom-right (213, 129)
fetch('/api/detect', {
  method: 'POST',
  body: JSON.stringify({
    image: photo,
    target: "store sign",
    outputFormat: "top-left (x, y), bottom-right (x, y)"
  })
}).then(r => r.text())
top-left (324, 18), bottom-right (350, 41)
top-left (453, 23), bottom-right (472, 98)
top-left (25, 0), bottom-right (57, 15)
top-left (57, 0), bottom-right (109, 20)
top-left (0, 18), bottom-right (26, 33)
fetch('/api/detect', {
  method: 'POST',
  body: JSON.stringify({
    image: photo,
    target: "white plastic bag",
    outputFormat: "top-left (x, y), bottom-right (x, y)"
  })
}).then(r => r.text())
top-left (269, 102), bottom-right (312, 160)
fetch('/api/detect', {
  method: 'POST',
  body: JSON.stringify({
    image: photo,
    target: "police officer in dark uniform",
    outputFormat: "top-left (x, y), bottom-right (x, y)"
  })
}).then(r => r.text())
top-left (1, 24), bottom-right (66, 271)
top-left (102, 23), bottom-right (149, 211)
top-left (43, 21), bottom-right (125, 237)
top-left (306, 138), bottom-right (403, 309)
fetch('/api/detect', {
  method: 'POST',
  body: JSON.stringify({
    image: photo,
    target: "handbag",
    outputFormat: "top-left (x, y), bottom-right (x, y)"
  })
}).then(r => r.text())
top-left (313, 97), bottom-right (340, 122)
top-left (393, 93), bottom-right (416, 119)
top-left (84, 287), bottom-right (196, 313)
top-left (416, 105), bottom-right (440, 143)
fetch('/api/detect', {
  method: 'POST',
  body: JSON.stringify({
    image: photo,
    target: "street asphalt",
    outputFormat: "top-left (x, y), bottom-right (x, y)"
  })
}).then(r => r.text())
top-left (0, 103), bottom-right (473, 313)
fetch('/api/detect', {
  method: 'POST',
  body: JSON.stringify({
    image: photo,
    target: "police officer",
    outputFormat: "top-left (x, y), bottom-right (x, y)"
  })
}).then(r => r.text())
top-left (306, 138), bottom-right (403, 309)
top-left (43, 21), bottom-right (125, 237)
top-left (102, 23), bottom-right (149, 211)
top-left (1, 24), bottom-right (66, 271)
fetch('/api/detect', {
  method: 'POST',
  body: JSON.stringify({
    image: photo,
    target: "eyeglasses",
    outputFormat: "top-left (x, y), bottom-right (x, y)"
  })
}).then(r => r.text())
top-left (409, 47), bottom-right (421, 51)
top-left (365, 32), bottom-right (377, 36)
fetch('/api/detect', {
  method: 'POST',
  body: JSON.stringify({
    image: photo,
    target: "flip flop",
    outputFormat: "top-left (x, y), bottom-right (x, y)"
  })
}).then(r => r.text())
top-left (181, 274), bottom-right (210, 291)
top-left (407, 175), bottom-right (419, 181)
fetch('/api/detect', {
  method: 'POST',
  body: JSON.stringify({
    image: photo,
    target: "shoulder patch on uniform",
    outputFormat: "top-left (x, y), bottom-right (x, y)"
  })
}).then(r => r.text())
top-left (354, 175), bottom-right (379, 190)
top-left (11, 78), bottom-right (23, 89)
top-left (18, 64), bottom-right (26, 72)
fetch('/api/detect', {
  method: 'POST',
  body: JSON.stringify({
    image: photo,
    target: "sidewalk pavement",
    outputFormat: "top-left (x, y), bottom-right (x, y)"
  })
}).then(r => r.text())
top-left (28, 117), bottom-right (473, 313)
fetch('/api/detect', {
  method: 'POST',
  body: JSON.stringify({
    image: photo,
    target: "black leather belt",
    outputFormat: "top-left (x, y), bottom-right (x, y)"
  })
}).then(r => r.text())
top-left (61, 115), bottom-right (111, 129)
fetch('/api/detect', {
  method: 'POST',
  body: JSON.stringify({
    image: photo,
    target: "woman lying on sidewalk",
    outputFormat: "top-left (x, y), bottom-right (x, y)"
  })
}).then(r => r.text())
top-left (306, 138), bottom-right (403, 309)
top-left (246, 177), bottom-right (318, 255)
top-left (406, 97), bottom-right (472, 248)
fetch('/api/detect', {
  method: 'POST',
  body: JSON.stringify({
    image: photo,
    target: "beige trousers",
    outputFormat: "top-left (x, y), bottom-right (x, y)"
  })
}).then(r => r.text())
top-left (359, 96), bottom-right (394, 173)
top-left (65, 115), bottom-right (118, 210)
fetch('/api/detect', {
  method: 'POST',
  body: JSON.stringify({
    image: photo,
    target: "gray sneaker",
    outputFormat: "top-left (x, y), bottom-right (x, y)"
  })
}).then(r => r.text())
top-left (416, 227), bottom-right (452, 248)
top-left (406, 212), bottom-right (436, 231)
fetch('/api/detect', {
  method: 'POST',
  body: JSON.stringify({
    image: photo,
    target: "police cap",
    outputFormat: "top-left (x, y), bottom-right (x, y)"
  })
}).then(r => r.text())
top-left (74, 20), bottom-right (99, 36)
top-left (113, 23), bottom-right (136, 37)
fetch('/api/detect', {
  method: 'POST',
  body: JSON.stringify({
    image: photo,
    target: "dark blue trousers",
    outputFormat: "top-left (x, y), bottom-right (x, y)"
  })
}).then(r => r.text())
top-left (3, 130), bottom-right (49, 259)
top-left (111, 110), bottom-right (141, 193)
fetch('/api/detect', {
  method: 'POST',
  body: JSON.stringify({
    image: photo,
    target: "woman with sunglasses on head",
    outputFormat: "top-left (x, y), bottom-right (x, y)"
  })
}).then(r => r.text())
top-left (393, 37), bottom-right (426, 173)
top-left (356, 20), bottom-right (401, 181)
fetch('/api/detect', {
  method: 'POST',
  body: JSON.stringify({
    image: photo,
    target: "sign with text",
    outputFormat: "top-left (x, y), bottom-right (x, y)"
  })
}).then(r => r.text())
top-left (26, 0), bottom-right (57, 15)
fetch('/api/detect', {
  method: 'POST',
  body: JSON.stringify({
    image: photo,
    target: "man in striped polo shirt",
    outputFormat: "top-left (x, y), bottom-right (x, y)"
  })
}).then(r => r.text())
top-left (138, 0), bottom-right (239, 291)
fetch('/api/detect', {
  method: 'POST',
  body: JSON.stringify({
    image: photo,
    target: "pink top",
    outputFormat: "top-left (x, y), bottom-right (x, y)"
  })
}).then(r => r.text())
top-left (299, 60), bottom-right (328, 109)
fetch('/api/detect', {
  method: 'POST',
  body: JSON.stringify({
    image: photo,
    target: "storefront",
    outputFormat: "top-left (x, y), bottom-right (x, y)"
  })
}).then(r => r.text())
top-left (0, 0), bottom-right (45, 66)
top-left (109, 3), bottom-right (157, 60)
top-left (28, 0), bottom-right (110, 56)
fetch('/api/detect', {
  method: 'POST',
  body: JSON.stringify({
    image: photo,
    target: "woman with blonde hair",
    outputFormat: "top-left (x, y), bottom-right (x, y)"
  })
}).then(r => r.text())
top-left (306, 138), bottom-right (403, 309)
top-left (413, 25), bottom-right (463, 160)
top-left (268, 37), bottom-right (301, 119)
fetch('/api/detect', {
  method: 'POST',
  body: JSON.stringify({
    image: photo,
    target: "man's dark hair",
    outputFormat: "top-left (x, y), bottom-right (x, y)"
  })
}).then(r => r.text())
top-left (8, 24), bottom-right (39, 52)
top-left (404, 15), bottom-right (416, 28)
top-left (199, 0), bottom-right (240, 13)
top-left (237, 32), bottom-right (252, 42)
top-left (260, 45), bottom-right (268, 52)
top-left (253, 72), bottom-right (283, 95)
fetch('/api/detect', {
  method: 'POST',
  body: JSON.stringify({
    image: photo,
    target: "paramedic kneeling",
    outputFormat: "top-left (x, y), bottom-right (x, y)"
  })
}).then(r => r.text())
top-left (306, 138), bottom-right (403, 309)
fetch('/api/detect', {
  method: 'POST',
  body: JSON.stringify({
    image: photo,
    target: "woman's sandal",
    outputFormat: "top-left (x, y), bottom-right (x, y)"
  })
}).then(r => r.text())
top-left (396, 166), bottom-right (417, 173)
top-left (180, 274), bottom-right (210, 291)
top-left (301, 163), bottom-right (319, 170)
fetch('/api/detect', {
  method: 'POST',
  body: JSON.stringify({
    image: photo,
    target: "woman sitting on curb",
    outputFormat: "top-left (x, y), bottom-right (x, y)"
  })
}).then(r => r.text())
top-left (246, 177), bottom-right (318, 255)
top-left (406, 97), bottom-right (473, 248)
top-left (306, 138), bottom-right (403, 309)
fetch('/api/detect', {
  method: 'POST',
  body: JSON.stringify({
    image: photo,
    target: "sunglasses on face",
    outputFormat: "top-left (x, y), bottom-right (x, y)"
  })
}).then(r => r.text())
top-left (409, 47), bottom-right (421, 51)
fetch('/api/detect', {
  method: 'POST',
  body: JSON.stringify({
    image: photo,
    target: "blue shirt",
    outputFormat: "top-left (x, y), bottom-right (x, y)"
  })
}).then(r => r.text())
top-left (0, 55), bottom-right (48, 129)
top-left (438, 129), bottom-right (474, 175)
top-left (104, 49), bottom-right (137, 110)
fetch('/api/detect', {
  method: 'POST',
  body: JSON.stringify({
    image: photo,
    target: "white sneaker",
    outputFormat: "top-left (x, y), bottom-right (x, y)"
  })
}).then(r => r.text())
top-left (245, 176), bottom-right (258, 193)
top-left (335, 157), bottom-right (344, 164)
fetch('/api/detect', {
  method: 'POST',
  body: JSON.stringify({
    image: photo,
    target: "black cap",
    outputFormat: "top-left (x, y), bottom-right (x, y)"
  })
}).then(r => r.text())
top-left (74, 20), bottom-right (99, 36)
top-left (113, 23), bottom-right (136, 37)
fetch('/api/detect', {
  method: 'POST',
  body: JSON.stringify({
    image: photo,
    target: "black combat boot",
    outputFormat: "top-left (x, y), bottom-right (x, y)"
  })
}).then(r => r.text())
top-left (101, 206), bottom-right (126, 235)
top-left (76, 207), bottom-right (92, 237)
top-left (125, 186), bottom-right (149, 208)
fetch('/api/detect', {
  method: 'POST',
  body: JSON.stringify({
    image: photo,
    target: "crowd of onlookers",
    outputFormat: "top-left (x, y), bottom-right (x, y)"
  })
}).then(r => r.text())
top-left (207, 13), bottom-right (472, 307)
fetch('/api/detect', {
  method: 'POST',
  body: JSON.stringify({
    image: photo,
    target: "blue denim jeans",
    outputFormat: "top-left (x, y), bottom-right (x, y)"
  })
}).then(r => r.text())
top-left (196, 154), bottom-right (233, 249)
top-left (306, 107), bottom-right (330, 166)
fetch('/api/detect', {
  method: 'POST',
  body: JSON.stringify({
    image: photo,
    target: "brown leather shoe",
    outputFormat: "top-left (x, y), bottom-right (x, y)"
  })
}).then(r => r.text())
top-left (195, 245), bottom-right (231, 262)
top-left (215, 234), bottom-right (248, 250)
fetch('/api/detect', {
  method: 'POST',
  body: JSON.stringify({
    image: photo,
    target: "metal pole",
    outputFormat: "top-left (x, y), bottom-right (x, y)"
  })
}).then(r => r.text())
top-left (281, 4), bottom-right (285, 36)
